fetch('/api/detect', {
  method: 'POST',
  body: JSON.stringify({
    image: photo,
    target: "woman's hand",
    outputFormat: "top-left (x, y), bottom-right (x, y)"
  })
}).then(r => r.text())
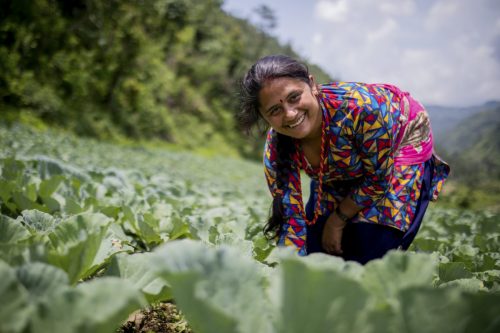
top-left (321, 213), bottom-right (347, 255)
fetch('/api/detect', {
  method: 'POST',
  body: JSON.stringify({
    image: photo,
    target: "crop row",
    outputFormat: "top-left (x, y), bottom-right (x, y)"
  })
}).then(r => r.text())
top-left (1, 124), bottom-right (499, 333)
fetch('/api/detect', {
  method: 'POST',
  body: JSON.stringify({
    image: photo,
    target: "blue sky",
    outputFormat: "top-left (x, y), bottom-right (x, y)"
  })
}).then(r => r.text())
top-left (222, 0), bottom-right (500, 107)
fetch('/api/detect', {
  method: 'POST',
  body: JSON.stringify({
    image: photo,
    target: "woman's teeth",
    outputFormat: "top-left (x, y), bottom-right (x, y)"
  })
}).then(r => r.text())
top-left (287, 114), bottom-right (306, 128)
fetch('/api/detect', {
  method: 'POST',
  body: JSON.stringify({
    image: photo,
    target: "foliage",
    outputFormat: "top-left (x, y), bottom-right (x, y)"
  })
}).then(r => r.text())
top-left (433, 105), bottom-right (500, 210)
top-left (1, 124), bottom-right (499, 333)
top-left (0, 0), bottom-right (331, 160)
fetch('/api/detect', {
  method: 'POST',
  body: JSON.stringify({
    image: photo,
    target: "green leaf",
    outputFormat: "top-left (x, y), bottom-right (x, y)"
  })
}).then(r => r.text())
top-left (252, 235), bottom-right (274, 261)
top-left (439, 262), bottom-right (473, 283)
top-left (0, 260), bottom-right (31, 333)
top-left (25, 182), bottom-right (38, 202)
top-left (21, 209), bottom-right (57, 235)
top-left (64, 197), bottom-right (84, 214)
top-left (133, 213), bottom-right (162, 245)
top-left (451, 245), bottom-right (480, 271)
top-left (439, 278), bottom-right (485, 293)
top-left (463, 292), bottom-right (500, 332)
top-left (0, 179), bottom-right (14, 202)
top-left (161, 272), bottom-right (238, 333)
top-left (476, 215), bottom-right (500, 234)
top-left (12, 191), bottom-right (47, 212)
top-left (47, 213), bottom-right (111, 283)
top-left (362, 251), bottom-right (438, 303)
top-left (477, 253), bottom-right (499, 271)
top-left (0, 158), bottom-right (25, 181)
top-left (169, 215), bottom-right (191, 240)
top-left (104, 252), bottom-right (172, 303)
top-left (34, 155), bottom-right (90, 182)
top-left (38, 175), bottom-right (64, 198)
top-left (29, 277), bottom-right (146, 333)
top-left (0, 216), bottom-right (33, 264)
top-left (411, 237), bottom-right (445, 252)
top-left (0, 214), bottom-right (31, 244)
top-left (153, 239), bottom-right (275, 333)
top-left (74, 278), bottom-right (147, 332)
top-left (397, 287), bottom-right (469, 333)
top-left (40, 196), bottom-right (61, 213)
top-left (16, 262), bottom-right (69, 299)
top-left (100, 205), bottom-right (121, 218)
top-left (279, 254), bottom-right (369, 333)
top-left (474, 234), bottom-right (500, 253)
top-left (474, 269), bottom-right (500, 289)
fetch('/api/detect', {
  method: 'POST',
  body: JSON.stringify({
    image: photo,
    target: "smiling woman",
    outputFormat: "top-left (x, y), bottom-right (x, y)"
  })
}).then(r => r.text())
top-left (237, 55), bottom-right (450, 263)
top-left (258, 77), bottom-right (322, 142)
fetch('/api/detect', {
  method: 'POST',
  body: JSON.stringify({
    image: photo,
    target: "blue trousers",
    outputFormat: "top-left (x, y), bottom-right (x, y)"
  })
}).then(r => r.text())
top-left (305, 159), bottom-right (433, 265)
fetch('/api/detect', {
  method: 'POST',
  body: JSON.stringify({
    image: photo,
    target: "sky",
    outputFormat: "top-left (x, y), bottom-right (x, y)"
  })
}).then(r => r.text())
top-left (222, 0), bottom-right (500, 107)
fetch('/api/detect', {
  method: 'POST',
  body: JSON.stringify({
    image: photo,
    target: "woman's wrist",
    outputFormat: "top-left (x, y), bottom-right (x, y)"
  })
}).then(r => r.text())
top-left (336, 197), bottom-right (363, 221)
top-left (335, 206), bottom-right (350, 223)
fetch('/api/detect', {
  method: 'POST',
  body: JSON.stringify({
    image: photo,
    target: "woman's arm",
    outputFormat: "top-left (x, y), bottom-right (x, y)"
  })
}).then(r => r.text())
top-left (350, 97), bottom-right (395, 208)
top-left (264, 130), bottom-right (308, 255)
top-left (322, 91), bottom-right (395, 254)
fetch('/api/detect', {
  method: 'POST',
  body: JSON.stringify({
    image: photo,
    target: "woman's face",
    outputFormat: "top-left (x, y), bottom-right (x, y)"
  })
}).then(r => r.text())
top-left (258, 76), bottom-right (322, 141)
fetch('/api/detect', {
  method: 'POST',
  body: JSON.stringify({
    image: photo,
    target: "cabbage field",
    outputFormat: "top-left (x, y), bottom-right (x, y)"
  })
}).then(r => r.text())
top-left (1, 124), bottom-right (499, 333)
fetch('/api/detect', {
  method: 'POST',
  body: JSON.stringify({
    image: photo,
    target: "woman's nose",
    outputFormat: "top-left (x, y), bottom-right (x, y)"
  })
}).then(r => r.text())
top-left (283, 105), bottom-right (298, 119)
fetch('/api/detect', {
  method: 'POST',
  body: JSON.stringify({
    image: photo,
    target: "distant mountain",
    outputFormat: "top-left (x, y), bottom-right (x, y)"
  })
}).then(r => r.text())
top-left (439, 106), bottom-right (500, 154)
top-left (425, 101), bottom-right (500, 150)
top-left (429, 102), bottom-right (500, 187)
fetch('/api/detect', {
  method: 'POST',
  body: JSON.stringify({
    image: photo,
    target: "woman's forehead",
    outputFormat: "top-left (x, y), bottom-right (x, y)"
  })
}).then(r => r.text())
top-left (262, 77), bottom-right (306, 90)
top-left (260, 77), bottom-right (306, 98)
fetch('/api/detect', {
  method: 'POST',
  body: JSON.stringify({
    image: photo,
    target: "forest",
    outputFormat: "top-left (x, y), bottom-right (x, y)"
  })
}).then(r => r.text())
top-left (0, 0), bottom-right (330, 159)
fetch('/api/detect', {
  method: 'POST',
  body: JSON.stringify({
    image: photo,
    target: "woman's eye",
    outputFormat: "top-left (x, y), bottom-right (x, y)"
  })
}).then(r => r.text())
top-left (269, 107), bottom-right (282, 116)
top-left (289, 93), bottom-right (300, 103)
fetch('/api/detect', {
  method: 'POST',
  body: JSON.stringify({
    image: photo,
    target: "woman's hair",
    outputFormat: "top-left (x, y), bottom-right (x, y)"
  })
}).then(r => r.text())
top-left (237, 55), bottom-right (310, 240)
top-left (237, 54), bottom-right (311, 134)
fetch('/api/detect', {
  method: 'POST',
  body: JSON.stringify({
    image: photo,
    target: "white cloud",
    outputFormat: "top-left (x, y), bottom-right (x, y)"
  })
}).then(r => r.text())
top-left (312, 33), bottom-right (323, 45)
top-left (310, 0), bottom-right (500, 106)
top-left (379, 0), bottom-right (416, 16)
top-left (425, 0), bottom-right (459, 31)
top-left (223, 0), bottom-right (499, 106)
top-left (315, 0), bottom-right (349, 23)
top-left (366, 19), bottom-right (398, 43)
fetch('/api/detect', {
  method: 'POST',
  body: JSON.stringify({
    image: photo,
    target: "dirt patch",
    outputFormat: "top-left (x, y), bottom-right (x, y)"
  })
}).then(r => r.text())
top-left (118, 302), bottom-right (193, 333)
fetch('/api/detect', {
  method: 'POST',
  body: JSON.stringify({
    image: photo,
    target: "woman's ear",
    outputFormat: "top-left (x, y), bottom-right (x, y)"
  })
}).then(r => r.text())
top-left (309, 74), bottom-right (319, 96)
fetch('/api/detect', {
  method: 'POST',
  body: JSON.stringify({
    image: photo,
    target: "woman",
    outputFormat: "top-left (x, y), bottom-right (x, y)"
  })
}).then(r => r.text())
top-left (238, 55), bottom-right (450, 264)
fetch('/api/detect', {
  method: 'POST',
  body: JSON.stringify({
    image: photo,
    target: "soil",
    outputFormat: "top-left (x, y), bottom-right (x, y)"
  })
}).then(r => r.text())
top-left (118, 302), bottom-right (193, 333)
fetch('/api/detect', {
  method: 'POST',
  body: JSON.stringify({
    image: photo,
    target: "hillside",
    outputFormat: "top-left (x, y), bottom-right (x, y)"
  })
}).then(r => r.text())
top-left (429, 103), bottom-right (500, 209)
top-left (439, 106), bottom-right (500, 185)
top-left (0, 0), bottom-right (331, 160)
top-left (426, 101), bottom-right (500, 150)
top-left (440, 106), bottom-right (500, 154)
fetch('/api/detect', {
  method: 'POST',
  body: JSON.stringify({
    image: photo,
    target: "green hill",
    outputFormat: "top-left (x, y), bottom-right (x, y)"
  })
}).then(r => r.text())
top-left (427, 101), bottom-right (500, 153)
top-left (434, 105), bottom-right (500, 209)
top-left (442, 106), bottom-right (500, 182)
top-left (0, 0), bottom-right (331, 160)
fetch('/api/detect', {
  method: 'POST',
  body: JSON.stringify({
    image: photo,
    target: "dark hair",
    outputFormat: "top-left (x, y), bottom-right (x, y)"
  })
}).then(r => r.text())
top-left (237, 54), bottom-right (311, 134)
top-left (237, 55), bottom-right (310, 240)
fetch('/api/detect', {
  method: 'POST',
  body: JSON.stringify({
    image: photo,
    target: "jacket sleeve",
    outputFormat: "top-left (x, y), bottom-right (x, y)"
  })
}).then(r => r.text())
top-left (263, 130), bottom-right (308, 255)
top-left (349, 94), bottom-right (395, 207)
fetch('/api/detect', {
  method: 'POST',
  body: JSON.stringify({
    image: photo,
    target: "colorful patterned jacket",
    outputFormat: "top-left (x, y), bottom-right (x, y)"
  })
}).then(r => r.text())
top-left (263, 82), bottom-right (450, 255)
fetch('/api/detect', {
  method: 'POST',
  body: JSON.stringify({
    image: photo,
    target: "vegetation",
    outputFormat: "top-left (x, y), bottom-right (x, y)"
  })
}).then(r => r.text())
top-left (1, 124), bottom-right (499, 333)
top-left (433, 104), bottom-right (500, 210)
top-left (1, 1), bottom-right (499, 332)
top-left (0, 0), bottom-right (330, 160)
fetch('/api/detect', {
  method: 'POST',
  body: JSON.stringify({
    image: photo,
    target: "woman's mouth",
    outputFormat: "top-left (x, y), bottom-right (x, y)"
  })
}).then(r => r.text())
top-left (286, 113), bottom-right (306, 129)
